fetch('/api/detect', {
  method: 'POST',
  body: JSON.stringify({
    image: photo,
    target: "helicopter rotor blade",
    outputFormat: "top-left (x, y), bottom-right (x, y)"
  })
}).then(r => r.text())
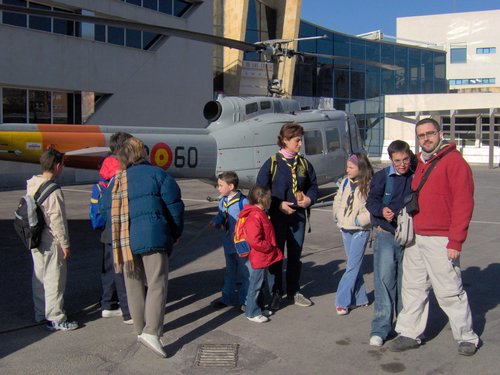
top-left (296, 51), bottom-right (402, 71)
top-left (0, 4), bottom-right (262, 52)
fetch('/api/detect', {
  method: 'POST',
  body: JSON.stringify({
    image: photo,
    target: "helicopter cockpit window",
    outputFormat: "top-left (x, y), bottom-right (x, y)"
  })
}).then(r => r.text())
top-left (274, 101), bottom-right (283, 113)
top-left (325, 129), bottom-right (340, 152)
top-left (303, 130), bottom-right (323, 155)
top-left (246, 103), bottom-right (259, 115)
top-left (260, 101), bottom-right (271, 110)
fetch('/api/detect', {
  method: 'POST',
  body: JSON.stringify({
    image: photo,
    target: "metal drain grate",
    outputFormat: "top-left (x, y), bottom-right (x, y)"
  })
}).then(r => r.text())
top-left (195, 344), bottom-right (239, 367)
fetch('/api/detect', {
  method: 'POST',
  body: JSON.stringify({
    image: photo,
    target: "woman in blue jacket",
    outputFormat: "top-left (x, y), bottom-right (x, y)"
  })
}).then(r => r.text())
top-left (100, 137), bottom-right (184, 358)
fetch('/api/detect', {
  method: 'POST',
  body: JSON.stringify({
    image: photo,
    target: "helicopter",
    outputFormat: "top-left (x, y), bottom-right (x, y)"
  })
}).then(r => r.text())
top-left (0, 4), bottom-right (399, 188)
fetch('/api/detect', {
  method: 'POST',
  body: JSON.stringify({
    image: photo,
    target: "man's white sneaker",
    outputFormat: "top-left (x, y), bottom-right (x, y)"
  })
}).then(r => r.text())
top-left (370, 335), bottom-right (383, 347)
top-left (138, 333), bottom-right (166, 358)
top-left (247, 315), bottom-right (269, 323)
top-left (101, 309), bottom-right (122, 318)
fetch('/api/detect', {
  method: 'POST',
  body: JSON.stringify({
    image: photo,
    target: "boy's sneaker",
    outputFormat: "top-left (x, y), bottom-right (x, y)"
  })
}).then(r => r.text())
top-left (262, 309), bottom-right (273, 317)
top-left (458, 342), bottom-right (477, 356)
top-left (336, 307), bottom-right (348, 316)
top-left (369, 335), bottom-right (383, 347)
top-left (102, 309), bottom-right (122, 318)
top-left (123, 319), bottom-right (134, 325)
top-left (46, 320), bottom-right (78, 331)
top-left (388, 336), bottom-right (420, 352)
top-left (293, 292), bottom-right (312, 307)
top-left (239, 305), bottom-right (246, 313)
top-left (247, 315), bottom-right (269, 323)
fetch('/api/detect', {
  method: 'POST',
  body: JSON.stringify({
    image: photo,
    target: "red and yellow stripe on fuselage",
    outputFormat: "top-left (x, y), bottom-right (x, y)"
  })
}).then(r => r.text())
top-left (0, 124), bottom-right (107, 168)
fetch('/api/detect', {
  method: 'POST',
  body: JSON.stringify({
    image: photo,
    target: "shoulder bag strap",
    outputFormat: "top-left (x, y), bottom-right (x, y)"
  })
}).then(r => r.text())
top-left (414, 146), bottom-right (455, 193)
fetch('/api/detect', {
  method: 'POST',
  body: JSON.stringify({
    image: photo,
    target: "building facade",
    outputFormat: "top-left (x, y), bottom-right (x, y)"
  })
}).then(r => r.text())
top-left (397, 9), bottom-right (500, 94)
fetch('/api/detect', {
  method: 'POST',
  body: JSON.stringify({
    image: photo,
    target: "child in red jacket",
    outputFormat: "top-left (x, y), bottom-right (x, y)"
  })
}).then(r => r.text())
top-left (238, 186), bottom-right (284, 323)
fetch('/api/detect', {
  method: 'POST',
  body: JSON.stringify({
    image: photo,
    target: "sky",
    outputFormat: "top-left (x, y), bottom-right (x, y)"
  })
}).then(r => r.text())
top-left (301, 0), bottom-right (500, 38)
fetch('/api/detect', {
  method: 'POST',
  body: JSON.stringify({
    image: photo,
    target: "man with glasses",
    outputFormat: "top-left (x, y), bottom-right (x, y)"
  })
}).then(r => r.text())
top-left (366, 140), bottom-right (415, 347)
top-left (388, 118), bottom-right (479, 356)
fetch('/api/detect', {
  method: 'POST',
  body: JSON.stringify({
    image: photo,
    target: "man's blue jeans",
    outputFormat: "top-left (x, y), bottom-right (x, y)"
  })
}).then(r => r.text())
top-left (370, 229), bottom-right (404, 340)
top-left (221, 253), bottom-right (249, 306)
top-left (335, 229), bottom-right (370, 308)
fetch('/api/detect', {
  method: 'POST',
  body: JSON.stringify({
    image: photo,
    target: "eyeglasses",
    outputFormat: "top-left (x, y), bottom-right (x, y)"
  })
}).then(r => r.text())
top-left (392, 157), bottom-right (410, 166)
top-left (416, 130), bottom-right (438, 140)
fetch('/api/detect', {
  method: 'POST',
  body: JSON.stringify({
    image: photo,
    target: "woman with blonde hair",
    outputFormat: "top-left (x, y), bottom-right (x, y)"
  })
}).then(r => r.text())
top-left (332, 152), bottom-right (373, 316)
top-left (100, 137), bottom-right (184, 358)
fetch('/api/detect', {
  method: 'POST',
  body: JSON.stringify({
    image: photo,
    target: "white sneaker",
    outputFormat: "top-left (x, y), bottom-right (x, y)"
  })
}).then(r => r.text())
top-left (370, 335), bottom-right (383, 347)
top-left (138, 333), bottom-right (166, 358)
top-left (262, 309), bottom-right (273, 317)
top-left (247, 315), bottom-right (269, 323)
top-left (102, 309), bottom-right (122, 318)
top-left (123, 318), bottom-right (134, 325)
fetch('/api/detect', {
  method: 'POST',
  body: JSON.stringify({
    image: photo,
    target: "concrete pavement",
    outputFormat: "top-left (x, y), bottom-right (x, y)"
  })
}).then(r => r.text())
top-left (0, 166), bottom-right (499, 374)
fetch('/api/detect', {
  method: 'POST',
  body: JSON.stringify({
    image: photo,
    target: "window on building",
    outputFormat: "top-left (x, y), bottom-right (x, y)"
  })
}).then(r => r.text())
top-left (2, 0), bottom-right (27, 27)
top-left (476, 47), bottom-right (496, 54)
top-left (304, 130), bottom-right (323, 155)
top-left (2, 88), bottom-right (27, 123)
top-left (29, 2), bottom-right (51, 32)
top-left (29, 90), bottom-right (51, 123)
top-left (450, 47), bottom-right (467, 64)
top-left (449, 78), bottom-right (496, 85)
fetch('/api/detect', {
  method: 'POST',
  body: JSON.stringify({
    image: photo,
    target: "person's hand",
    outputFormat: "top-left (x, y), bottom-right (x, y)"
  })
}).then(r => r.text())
top-left (62, 248), bottom-right (70, 260)
top-left (279, 201), bottom-right (296, 215)
top-left (296, 195), bottom-right (311, 208)
top-left (382, 207), bottom-right (394, 222)
top-left (447, 248), bottom-right (460, 261)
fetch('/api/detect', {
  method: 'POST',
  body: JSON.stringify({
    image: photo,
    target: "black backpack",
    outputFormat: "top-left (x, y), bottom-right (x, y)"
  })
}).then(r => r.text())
top-left (14, 181), bottom-right (60, 250)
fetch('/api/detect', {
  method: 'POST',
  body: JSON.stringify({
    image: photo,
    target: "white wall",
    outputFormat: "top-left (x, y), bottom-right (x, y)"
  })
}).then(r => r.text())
top-left (397, 10), bottom-right (500, 91)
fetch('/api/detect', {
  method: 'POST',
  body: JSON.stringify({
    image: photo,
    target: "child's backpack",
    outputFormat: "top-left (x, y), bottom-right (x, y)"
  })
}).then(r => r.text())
top-left (233, 214), bottom-right (250, 257)
top-left (14, 180), bottom-right (60, 250)
top-left (89, 177), bottom-right (112, 230)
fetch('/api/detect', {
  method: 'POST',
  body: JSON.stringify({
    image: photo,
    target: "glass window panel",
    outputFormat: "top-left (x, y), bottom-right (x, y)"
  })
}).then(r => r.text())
top-left (2, 88), bottom-right (27, 123)
top-left (409, 49), bottom-right (421, 93)
top-left (326, 129), bottom-right (340, 152)
top-left (174, 0), bottom-right (191, 17)
top-left (126, 28), bottom-right (142, 48)
top-left (298, 22), bottom-right (317, 53)
top-left (143, 31), bottom-right (158, 49)
top-left (304, 130), bottom-right (323, 155)
top-left (245, 102), bottom-right (258, 114)
top-left (95, 24), bottom-right (106, 42)
top-left (395, 47), bottom-right (408, 94)
top-left (334, 69), bottom-right (349, 98)
top-left (350, 70), bottom-right (365, 99)
top-left (53, 8), bottom-right (75, 36)
top-left (29, 2), bottom-right (51, 32)
top-left (52, 92), bottom-right (69, 124)
top-left (143, 0), bottom-right (158, 11)
top-left (2, 0), bottom-right (27, 27)
top-left (317, 64), bottom-right (333, 97)
top-left (333, 33), bottom-right (349, 57)
top-left (126, 0), bottom-right (142, 5)
top-left (159, 0), bottom-right (173, 14)
top-left (366, 69), bottom-right (380, 98)
top-left (29, 90), bottom-right (51, 123)
top-left (260, 101), bottom-right (271, 110)
top-left (108, 26), bottom-right (125, 46)
top-left (450, 47), bottom-right (466, 63)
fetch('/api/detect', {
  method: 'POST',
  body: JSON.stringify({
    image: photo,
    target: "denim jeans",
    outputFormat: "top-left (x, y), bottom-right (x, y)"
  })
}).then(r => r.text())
top-left (101, 243), bottom-right (131, 320)
top-left (335, 229), bottom-right (370, 308)
top-left (221, 253), bottom-right (249, 306)
top-left (245, 261), bottom-right (274, 318)
top-left (270, 210), bottom-right (306, 296)
top-left (370, 230), bottom-right (404, 339)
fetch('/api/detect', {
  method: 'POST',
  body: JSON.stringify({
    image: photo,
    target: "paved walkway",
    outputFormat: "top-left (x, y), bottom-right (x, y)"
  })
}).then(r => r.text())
top-left (0, 166), bottom-right (499, 374)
